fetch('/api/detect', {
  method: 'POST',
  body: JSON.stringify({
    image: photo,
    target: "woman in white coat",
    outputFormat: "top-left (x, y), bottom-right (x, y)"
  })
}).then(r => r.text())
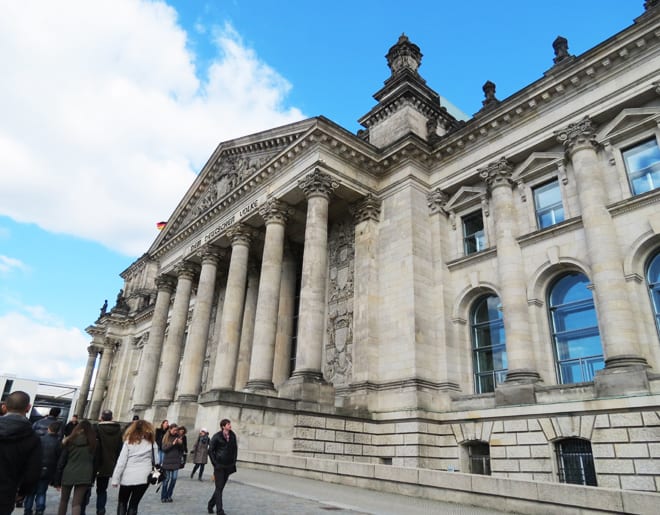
top-left (111, 420), bottom-right (158, 515)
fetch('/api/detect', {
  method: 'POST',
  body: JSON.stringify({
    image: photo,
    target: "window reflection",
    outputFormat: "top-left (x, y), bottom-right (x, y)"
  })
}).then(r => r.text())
top-left (471, 295), bottom-right (507, 393)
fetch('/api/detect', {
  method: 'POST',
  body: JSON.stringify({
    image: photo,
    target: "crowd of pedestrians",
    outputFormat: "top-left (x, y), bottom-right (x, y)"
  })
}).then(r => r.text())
top-left (0, 390), bottom-right (239, 515)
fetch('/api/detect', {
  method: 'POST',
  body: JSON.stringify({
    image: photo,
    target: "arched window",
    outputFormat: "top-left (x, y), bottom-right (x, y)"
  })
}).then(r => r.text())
top-left (647, 252), bottom-right (660, 336)
top-left (548, 273), bottom-right (604, 384)
top-left (555, 438), bottom-right (597, 486)
top-left (471, 295), bottom-right (507, 393)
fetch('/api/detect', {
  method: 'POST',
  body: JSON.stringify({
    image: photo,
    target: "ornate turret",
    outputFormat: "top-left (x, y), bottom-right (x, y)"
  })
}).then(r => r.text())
top-left (358, 34), bottom-right (458, 148)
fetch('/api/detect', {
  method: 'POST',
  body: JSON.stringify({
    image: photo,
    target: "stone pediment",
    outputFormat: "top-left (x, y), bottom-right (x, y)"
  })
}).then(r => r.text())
top-left (596, 107), bottom-right (660, 143)
top-left (512, 152), bottom-right (565, 184)
top-left (443, 185), bottom-right (487, 213)
top-left (150, 119), bottom-right (317, 253)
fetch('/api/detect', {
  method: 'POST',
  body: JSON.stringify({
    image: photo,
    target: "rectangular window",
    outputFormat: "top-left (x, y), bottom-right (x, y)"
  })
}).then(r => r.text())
top-left (463, 211), bottom-right (485, 255)
top-left (622, 138), bottom-right (660, 195)
top-left (533, 179), bottom-right (564, 229)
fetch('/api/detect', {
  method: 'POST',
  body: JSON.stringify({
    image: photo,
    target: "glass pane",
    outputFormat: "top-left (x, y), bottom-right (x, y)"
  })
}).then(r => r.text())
top-left (549, 273), bottom-right (604, 385)
top-left (624, 139), bottom-right (660, 195)
top-left (534, 180), bottom-right (561, 208)
top-left (550, 274), bottom-right (591, 305)
top-left (648, 253), bottom-right (660, 284)
top-left (472, 294), bottom-right (506, 393)
top-left (476, 374), bottom-right (494, 394)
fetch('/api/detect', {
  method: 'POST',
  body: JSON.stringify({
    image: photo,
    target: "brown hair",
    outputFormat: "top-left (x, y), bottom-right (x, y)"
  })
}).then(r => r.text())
top-left (65, 419), bottom-right (97, 451)
top-left (124, 419), bottom-right (155, 445)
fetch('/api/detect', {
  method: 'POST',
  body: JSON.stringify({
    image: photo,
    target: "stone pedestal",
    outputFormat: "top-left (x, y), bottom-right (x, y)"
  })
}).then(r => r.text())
top-left (495, 382), bottom-right (537, 406)
top-left (278, 371), bottom-right (335, 405)
top-left (594, 361), bottom-right (650, 397)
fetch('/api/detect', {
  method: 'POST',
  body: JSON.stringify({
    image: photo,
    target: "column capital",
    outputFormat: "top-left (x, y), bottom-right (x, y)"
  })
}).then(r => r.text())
top-left (426, 188), bottom-right (449, 215)
top-left (555, 116), bottom-right (599, 154)
top-left (86, 345), bottom-right (100, 357)
top-left (174, 261), bottom-right (200, 279)
top-left (155, 274), bottom-right (177, 292)
top-left (259, 197), bottom-right (292, 225)
top-left (227, 223), bottom-right (253, 247)
top-left (479, 157), bottom-right (514, 189)
top-left (198, 245), bottom-right (225, 266)
top-left (352, 194), bottom-right (381, 223)
top-left (298, 169), bottom-right (338, 200)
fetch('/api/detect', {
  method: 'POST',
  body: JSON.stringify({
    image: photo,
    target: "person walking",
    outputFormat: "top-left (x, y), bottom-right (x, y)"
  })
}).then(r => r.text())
top-left (0, 390), bottom-right (42, 515)
top-left (32, 407), bottom-right (63, 438)
top-left (190, 429), bottom-right (210, 481)
top-left (64, 415), bottom-right (79, 437)
top-left (23, 421), bottom-right (62, 515)
top-left (93, 410), bottom-right (123, 515)
top-left (159, 424), bottom-right (184, 503)
top-left (207, 419), bottom-right (237, 515)
top-left (110, 420), bottom-right (158, 515)
top-left (154, 420), bottom-right (168, 465)
top-left (178, 426), bottom-right (189, 469)
top-left (54, 420), bottom-right (97, 515)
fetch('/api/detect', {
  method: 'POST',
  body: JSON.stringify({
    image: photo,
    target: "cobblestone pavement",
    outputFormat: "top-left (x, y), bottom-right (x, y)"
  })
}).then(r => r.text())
top-left (37, 464), bottom-right (511, 515)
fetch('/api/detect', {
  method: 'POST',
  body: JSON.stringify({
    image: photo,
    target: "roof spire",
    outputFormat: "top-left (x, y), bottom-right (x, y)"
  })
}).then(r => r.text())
top-left (386, 33), bottom-right (422, 76)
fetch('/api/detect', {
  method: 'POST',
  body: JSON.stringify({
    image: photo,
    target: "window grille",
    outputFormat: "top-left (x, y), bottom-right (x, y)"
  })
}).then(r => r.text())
top-left (467, 442), bottom-right (491, 475)
top-left (555, 438), bottom-right (597, 486)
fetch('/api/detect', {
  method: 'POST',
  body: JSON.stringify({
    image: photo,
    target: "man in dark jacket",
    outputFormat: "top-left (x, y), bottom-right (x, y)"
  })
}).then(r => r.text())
top-left (207, 419), bottom-right (237, 515)
top-left (93, 410), bottom-right (123, 515)
top-left (32, 407), bottom-right (62, 438)
top-left (0, 391), bottom-right (42, 515)
top-left (23, 421), bottom-right (62, 515)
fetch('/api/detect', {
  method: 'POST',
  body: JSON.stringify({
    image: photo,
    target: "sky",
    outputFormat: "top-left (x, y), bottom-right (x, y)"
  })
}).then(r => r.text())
top-left (0, 0), bottom-right (645, 386)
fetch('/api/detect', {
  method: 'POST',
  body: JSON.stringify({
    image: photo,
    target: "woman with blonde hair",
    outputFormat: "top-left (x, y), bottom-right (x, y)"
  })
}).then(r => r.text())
top-left (111, 419), bottom-right (159, 515)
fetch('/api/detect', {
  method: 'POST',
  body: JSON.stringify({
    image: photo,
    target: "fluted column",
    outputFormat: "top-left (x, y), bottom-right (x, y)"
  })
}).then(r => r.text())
top-left (153, 262), bottom-right (198, 405)
top-left (280, 170), bottom-right (336, 403)
top-left (480, 158), bottom-right (540, 384)
top-left (246, 199), bottom-right (290, 394)
top-left (211, 225), bottom-right (252, 390)
top-left (88, 341), bottom-right (116, 420)
top-left (132, 274), bottom-right (176, 410)
top-left (556, 118), bottom-right (646, 367)
top-left (178, 247), bottom-right (222, 399)
top-left (76, 346), bottom-right (99, 417)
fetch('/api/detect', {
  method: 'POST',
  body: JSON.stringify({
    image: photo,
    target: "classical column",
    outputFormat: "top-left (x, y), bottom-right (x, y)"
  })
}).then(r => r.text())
top-left (280, 169), bottom-right (336, 402)
top-left (351, 195), bottom-right (381, 388)
top-left (75, 346), bottom-right (99, 417)
top-left (177, 247), bottom-right (222, 400)
top-left (210, 225), bottom-right (252, 390)
top-left (245, 198), bottom-right (290, 394)
top-left (480, 159), bottom-right (540, 386)
top-left (132, 274), bottom-right (176, 410)
top-left (556, 118), bottom-right (648, 394)
top-left (272, 243), bottom-right (298, 388)
top-left (234, 264), bottom-right (259, 390)
top-left (153, 262), bottom-right (198, 405)
top-left (87, 340), bottom-right (116, 420)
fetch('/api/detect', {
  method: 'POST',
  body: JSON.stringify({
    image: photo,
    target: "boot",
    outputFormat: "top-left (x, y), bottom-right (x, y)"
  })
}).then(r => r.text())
top-left (116, 503), bottom-right (127, 515)
top-left (127, 509), bottom-right (138, 515)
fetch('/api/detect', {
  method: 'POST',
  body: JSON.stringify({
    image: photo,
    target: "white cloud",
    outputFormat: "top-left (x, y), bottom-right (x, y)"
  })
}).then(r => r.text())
top-left (0, 311), bottom-right (88, 385)
top-left (0, 255), bottom-right (28, 274)
top-left (0, 0), bottom-right (304, 256)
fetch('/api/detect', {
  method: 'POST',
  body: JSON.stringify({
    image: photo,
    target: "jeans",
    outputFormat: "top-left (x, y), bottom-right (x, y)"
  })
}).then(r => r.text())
top-left (161, 469), bottom-right (178, 501)
top-left (158, 449), bottom-right (165, 465)
top-left (23, 478), bottom-right (49, 513)
top-left (95, 476), bottom-right (110, 513)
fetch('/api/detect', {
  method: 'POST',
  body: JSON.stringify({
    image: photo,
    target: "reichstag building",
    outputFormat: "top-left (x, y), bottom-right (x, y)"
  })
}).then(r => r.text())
top-left (78, 2), bottom-right (660, 508)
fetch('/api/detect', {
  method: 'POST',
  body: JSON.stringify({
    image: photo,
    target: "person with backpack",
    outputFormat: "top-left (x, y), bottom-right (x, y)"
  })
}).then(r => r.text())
top-left (23, 421), bottom-right (62, 515)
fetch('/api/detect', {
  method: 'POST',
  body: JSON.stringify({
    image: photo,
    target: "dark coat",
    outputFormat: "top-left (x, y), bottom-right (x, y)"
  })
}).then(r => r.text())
top-left (209, 430), bottom-right (237, 473)
top-left (39, 431), bottom-right (63, 481)
top-left (155, 427), bottom-right (167, 450)
top-left (95, 421), bottom-right (123, 477)
top-left (0, 413), bottom-right (42, 513)
top-left (161, 436), bottom-right (185, 471)
top-left (32, 415), bottom-right (62, 438)
top-left (55, 434), bottom-right (95, 487)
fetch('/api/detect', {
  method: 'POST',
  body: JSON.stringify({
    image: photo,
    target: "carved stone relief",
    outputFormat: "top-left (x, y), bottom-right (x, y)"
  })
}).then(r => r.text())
top-left (325, 216), bottom-right (355, 387)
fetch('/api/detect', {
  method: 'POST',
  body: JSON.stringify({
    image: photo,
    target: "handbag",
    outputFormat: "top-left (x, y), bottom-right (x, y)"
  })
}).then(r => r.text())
top-left (148, 447), bottom-right (164, 485)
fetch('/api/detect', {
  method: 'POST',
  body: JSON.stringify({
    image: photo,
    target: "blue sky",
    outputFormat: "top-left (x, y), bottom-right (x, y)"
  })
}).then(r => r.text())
top-left (0, 0), bottom-right (644, 385)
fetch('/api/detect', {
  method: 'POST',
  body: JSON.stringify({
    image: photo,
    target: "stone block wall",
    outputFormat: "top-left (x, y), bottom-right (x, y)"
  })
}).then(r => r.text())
top-left (291, 408), bottom-right (660, 492)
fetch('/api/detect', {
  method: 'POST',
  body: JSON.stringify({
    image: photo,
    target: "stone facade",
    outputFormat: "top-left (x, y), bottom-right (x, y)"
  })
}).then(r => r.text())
top-left (80, 3), bottom-right (660, 504)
